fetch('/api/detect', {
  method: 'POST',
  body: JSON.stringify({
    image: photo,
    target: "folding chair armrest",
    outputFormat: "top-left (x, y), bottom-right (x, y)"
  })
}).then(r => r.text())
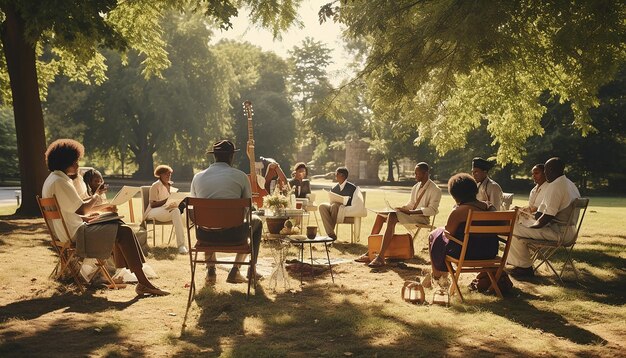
top-left (444, 231), bottom-right (463, 245)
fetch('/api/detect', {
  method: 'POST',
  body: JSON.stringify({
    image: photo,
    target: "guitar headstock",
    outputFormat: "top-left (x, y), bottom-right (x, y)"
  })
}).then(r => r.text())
top-left (242, 100), bottom-right (254, 120)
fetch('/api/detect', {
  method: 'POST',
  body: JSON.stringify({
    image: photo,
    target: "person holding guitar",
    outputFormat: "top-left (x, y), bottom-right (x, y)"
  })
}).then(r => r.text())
top-left (260, 156), bottom-right (291, 195)
top-left (243, 100), bottom-right (291, 208)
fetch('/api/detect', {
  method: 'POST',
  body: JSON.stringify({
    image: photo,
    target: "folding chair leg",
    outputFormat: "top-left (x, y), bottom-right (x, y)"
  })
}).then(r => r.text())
top-left (487, 271), bottom-right (503, 298)
top-left (96, 259), bottom-right (126, 289)
top-left (166, 226), bottom-right (174, 246)
top-left (559, 246), bottom-right (580, 281)
top-left (445, 261), bottom-right (464, 302)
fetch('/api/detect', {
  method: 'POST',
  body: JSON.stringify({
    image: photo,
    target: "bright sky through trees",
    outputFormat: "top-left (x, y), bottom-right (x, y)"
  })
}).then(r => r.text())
top-left (212, 0), bottom-right (352, 85)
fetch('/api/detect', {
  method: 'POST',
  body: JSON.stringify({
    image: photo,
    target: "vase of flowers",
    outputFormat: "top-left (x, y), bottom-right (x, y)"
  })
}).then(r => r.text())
top-left (264, 188), bottom-right (290, 234)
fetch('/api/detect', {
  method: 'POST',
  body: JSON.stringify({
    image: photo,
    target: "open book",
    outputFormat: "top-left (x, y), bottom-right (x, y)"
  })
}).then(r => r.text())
top-left (325, 189), bottom-right (349, 205)
top-left (109, 186), bottom-right (141, 206)
top-left (164, 191), bottom-right (187, 209)
top-left (87, 211), bottom-right (124, 225)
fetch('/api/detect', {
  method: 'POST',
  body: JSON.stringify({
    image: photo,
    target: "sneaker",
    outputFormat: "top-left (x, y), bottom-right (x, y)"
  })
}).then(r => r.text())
top-left (226, 268), bottom-right (247, 284)
top-left (205, 267), bottom-right (217, 285)
top-left (178, 246), bottom-right (189, 254)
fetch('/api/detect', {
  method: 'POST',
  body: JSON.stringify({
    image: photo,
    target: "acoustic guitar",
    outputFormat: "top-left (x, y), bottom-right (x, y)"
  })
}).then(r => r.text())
top-left (243, 100), bottom-right (267, 208)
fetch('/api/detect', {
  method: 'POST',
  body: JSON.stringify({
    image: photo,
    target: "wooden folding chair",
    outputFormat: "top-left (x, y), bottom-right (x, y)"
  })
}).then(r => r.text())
top-left (184, 198), bottom-right (256, 311)
top-left (37, 195), bottom-right (122, 292)
top-left (444, 209), bottom-right (517, 302)
top-left (407, 214), bottom-right (436, 247)
top-left (521, 198), bottom-right (589, 283)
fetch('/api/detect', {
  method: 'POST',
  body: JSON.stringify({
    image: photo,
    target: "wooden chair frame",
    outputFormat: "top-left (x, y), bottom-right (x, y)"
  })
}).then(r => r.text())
top-left (37, 195), bottom-right (121, 293)
top-left (407, 214), bottom-right (436, 249)
top-left (444, 209), bottom-right (518, 302)
top-left (335, 191), bottom-right (367, 243)
top-left (184, 198), bottom-right (256, 315)
top-left (521, 198), bottom-right (589, 284)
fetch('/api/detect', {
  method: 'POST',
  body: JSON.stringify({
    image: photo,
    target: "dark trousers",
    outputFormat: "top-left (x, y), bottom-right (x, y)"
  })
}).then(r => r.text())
top-left (196, 215), bottom-right (262, 269)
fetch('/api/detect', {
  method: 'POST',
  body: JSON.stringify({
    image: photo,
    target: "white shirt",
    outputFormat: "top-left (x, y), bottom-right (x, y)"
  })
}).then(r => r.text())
top-left (190, 162), bottom-right (251, 199)
top-left (477, 177), bottom-right (503, 210)
top-left (42, 170), bottom-right (85, 242)
top-left (528, 181), bottom-right (547, 209)
top-left (401, 179), bottom-right (442, 217)
top-left (143, 180), bottom-right (173, 219)
top-left (72, 174), bottom-right (89, 200)
top-left (537, 175), bottom-right (580, 224)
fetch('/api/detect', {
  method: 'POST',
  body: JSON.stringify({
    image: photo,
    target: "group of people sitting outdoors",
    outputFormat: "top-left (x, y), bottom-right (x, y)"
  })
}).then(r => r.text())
top-left (42, 137), bottom-right (581, 297)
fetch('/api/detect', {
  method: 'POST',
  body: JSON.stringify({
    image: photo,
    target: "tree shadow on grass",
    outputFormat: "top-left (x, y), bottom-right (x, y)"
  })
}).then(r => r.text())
top-left (0, 218), bottom-right (46, 235)
top-left (330, 241), bottom-right (367, 255)
top-left (0, 317), bottom-right (145, 357)
top-left (150, 246), bottom-right (180, 261)
top-left (454, 290), bottom-right (607, 346)
top-left (178, 284), bottom-right (536, 356)
top-left (0, 293), bottom-right (140, 323)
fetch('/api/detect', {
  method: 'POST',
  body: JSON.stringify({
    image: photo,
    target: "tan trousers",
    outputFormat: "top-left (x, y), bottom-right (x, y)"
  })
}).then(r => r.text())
top-left (318, 202), bottom-right (341, 236)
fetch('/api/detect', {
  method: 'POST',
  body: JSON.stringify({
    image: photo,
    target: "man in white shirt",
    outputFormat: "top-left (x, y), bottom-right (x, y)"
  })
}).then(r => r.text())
top-left (356, 162), bottom-right (442, 267)
top-left (190, 140), bottom-right (262, 284)
top-left (507, 157), bottom-right (581, 277)
top-left (472, 157), bottom-right (503, 210)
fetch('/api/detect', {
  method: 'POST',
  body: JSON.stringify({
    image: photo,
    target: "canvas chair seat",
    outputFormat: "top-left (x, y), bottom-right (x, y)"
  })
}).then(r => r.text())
top-left (37, 195), bottom-right (124, 293)
top-left (444, 209), bottom-right (518, 302)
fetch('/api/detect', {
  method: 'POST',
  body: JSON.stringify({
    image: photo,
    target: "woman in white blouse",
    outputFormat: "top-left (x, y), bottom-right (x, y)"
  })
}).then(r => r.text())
top-left (144, 165), bottom-right (188, 254)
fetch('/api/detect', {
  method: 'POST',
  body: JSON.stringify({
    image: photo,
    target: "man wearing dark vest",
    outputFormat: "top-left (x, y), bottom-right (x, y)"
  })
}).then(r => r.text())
top-left (318, 167), bottom-right (365, 240)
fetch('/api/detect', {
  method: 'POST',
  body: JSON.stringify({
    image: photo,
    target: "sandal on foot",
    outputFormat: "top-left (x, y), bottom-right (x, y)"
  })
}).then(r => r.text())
top-left (354, 253), bottom-right (370, 263)
top-left (367, 255), bottom-right (386, 268)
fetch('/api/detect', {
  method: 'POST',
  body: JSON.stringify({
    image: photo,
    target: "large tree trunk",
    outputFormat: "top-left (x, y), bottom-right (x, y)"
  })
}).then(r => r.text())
top-left (387, 158), bottom-right (395, 182)
top-left (1, 5), bottom-right (48, 217)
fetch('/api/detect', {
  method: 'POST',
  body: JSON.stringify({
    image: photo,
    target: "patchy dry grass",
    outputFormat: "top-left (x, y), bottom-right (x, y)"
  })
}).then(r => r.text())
top-left (0, 190), bottom-right (624, 357)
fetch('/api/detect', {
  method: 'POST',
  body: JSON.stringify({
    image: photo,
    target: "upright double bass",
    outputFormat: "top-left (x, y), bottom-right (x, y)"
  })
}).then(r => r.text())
top-left (243, 100), bottom-right (266, 208)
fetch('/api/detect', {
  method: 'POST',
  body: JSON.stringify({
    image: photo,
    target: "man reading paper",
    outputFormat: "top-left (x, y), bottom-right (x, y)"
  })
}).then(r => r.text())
top-left (356, 162), bottom-right (441, 267)
top-left (318, 167), bottom-right (366, 240)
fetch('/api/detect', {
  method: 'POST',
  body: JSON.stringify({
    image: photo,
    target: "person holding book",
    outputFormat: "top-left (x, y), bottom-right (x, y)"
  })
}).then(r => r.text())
top-left (42, 139), bottom-right (168, 296)
top-left (288, 162), bottom-right (311, 199)
top-left (318, 167), bottom-right (366, 240)
top-left (143, 165), bottom-right (188, 254)
top-left (355, 162), bottom-right (442, 267)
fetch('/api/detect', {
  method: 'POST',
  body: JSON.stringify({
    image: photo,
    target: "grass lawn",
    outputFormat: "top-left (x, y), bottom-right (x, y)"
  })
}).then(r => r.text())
top-left (0, 189), bottom-right (624, 357)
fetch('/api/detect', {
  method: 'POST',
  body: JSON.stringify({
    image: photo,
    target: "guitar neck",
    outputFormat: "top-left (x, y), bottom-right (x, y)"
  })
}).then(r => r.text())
top-left (247, 117), bottom-right (256, 176)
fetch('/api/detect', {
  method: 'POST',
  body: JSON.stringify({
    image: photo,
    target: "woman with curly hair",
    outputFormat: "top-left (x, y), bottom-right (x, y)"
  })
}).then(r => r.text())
top-left (42, 139), bottom-right (169, 296)
top-left (144, 164), bottom-right (188, 254)
top-left (424, 173), bottom-right (499, 288)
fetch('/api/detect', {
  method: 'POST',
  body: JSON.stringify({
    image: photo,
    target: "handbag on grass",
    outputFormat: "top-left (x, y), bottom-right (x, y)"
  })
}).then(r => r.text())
top-left (368, 233), bottom-right (414, 260)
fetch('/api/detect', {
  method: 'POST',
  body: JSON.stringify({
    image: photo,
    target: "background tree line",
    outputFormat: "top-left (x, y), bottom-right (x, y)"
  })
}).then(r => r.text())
top-left (1, 0), bottom-right (624, 215)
